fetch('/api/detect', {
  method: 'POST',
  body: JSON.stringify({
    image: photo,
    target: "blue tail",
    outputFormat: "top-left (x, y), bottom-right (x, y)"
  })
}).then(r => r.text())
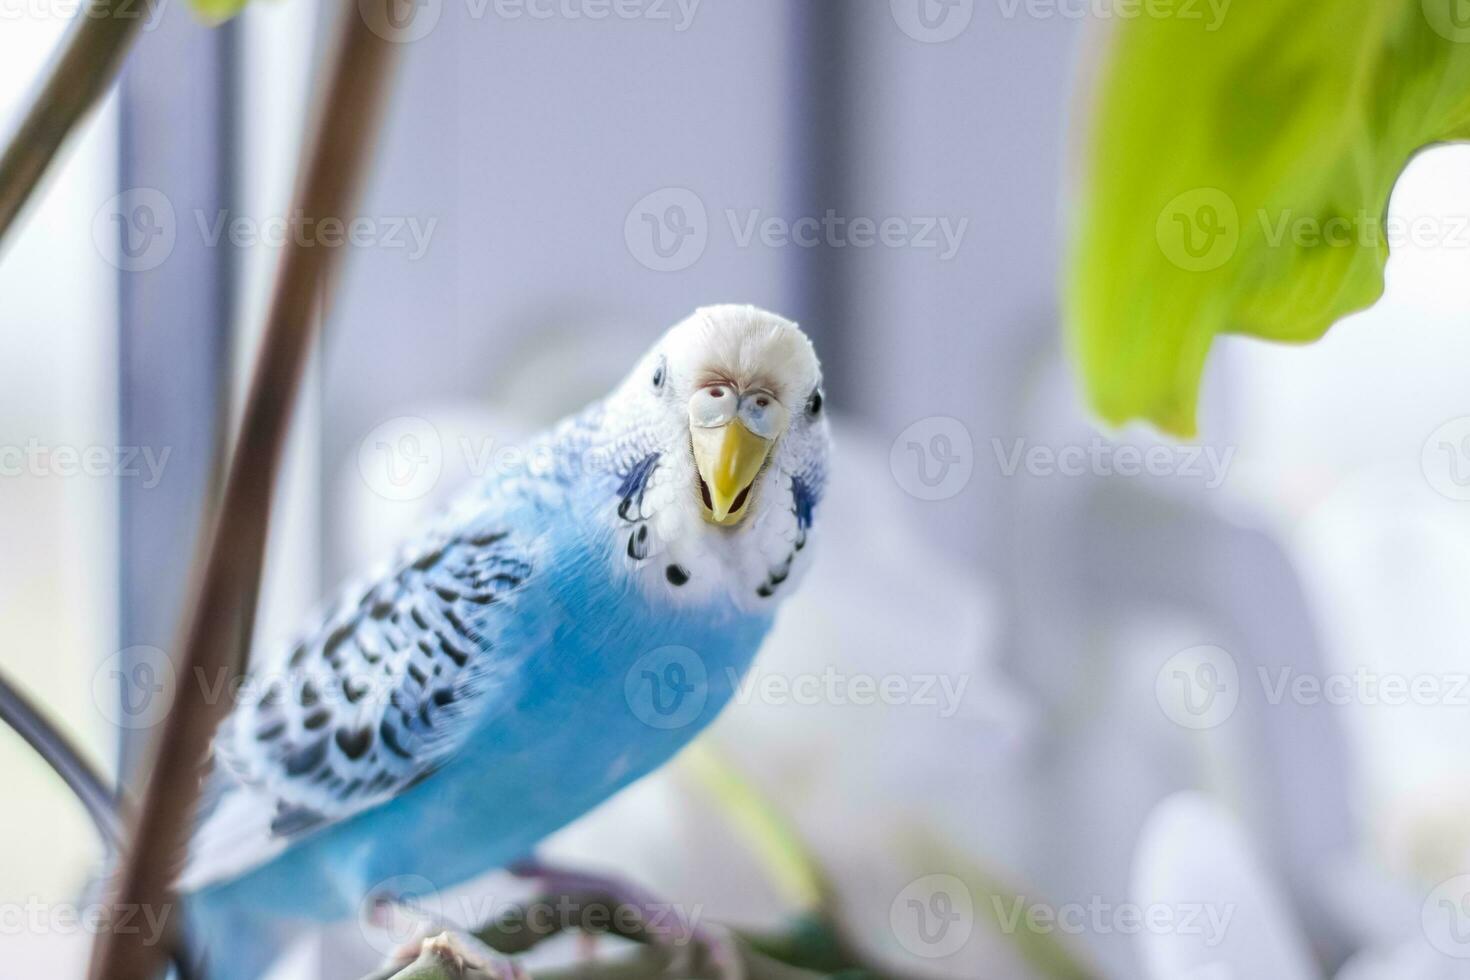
top-left (185, 893), bottom-right (298, 980)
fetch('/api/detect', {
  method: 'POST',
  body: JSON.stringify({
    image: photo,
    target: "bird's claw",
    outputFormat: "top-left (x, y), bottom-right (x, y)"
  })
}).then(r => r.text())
top-left (507, 859), bottom-right (738, 979)
top-left (388, 930), bottom-right (528, 980)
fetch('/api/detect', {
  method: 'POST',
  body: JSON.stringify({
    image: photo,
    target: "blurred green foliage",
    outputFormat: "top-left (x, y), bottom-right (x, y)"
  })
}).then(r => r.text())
top-left (189, 0), bottom-right (251, 21)
top-left (1068, 0), bottom-right (1470, 435)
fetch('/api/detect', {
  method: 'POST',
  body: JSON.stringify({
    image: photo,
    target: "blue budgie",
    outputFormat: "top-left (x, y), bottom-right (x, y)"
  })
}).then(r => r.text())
top-left (177, 305), bottom-right (831, 978)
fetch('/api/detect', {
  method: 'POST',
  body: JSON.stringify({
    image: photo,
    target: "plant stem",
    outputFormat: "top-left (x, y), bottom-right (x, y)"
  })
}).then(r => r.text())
top-left (86, 3), bottom-right (400, 978)
top-left (0, 0), bottom-right (143, 250)
top-left (0, 665), bottom-right (124, 850)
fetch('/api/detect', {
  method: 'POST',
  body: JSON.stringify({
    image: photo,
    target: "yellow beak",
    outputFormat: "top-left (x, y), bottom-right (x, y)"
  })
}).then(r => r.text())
top-left (692, 420), bottom-right (771, 525)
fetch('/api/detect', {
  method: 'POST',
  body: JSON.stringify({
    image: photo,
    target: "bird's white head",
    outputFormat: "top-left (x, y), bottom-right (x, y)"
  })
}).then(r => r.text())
top-left (597, 304), bottom-right (831, 608)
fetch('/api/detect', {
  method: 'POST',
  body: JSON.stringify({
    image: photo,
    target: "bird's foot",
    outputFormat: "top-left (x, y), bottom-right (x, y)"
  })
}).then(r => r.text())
top-left (367, 888), bottom-right (526, 980)
top-left (386, 931), bottom-right (529, 980)
top-left (505, 858), bottom-right (737, 979)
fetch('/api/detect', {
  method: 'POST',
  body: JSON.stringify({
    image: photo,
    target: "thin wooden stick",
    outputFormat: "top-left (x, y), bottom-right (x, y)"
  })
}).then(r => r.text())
top-left (87, 4), bottom-right (400, 978)
top-left (0, 666), bottom-right (123, 849)
top-left (0, 0), bottom-right (144, 249)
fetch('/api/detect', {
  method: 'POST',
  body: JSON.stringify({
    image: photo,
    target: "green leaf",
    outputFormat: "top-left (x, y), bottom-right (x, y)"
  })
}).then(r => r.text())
top-left (1067, 0), bottom-right (1470, 436)
top-left (189, 0), bottom-right (251, 20)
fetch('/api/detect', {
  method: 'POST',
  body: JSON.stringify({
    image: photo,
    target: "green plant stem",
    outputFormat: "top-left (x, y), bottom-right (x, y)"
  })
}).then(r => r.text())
top-left (0, 0), bottom-right (143, 250)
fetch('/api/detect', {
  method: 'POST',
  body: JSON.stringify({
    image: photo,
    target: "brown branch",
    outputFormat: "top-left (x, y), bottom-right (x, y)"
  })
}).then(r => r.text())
top-left (86, 3), bottom-right (400, 978)
top-left (0, 0), bottom-right (144, 249)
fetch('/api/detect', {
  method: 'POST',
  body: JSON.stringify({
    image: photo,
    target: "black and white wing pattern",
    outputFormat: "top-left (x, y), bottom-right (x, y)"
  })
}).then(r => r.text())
top-left (179, 516), bottom-right (535, 892)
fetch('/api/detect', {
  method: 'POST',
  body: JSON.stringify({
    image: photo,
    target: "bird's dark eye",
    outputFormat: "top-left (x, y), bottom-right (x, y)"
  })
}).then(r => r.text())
top-left (709, 387), bottom-right (726, 398)
top-left (651, 358), bottom-right (665, 390)
top-left (806, 388), bottom-right (823, 416)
